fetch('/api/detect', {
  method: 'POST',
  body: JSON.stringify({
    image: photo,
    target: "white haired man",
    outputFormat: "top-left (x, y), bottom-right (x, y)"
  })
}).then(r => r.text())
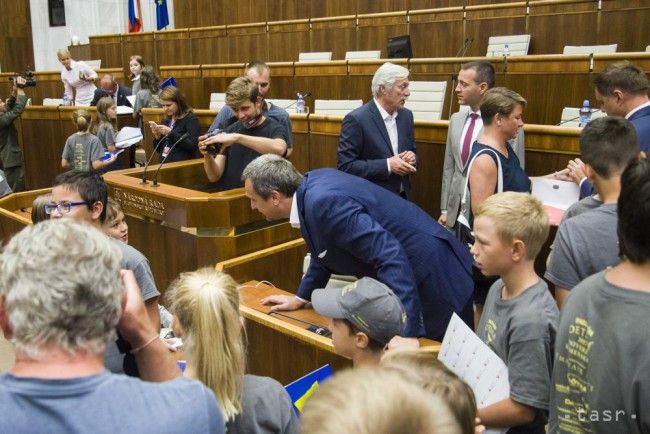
top-left (0, 220), bottom-right (224, 432)
top-left (337, 62), bottom-right (417, 198)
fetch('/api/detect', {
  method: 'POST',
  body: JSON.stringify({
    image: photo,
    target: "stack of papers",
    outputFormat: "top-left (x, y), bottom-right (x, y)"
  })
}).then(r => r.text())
top-left (115, 127), bottom-right (143, 148)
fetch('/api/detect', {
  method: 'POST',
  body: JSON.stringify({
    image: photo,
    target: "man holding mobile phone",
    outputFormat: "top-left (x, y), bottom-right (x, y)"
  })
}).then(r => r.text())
top-left (198, 76), bottom-right (289, 191)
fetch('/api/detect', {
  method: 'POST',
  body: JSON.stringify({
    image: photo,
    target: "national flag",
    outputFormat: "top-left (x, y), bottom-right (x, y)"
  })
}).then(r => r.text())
top-left (156, 0), bottom-right (170, 31)
top-left (285, 364), bottom-right (333, 413)
top-left (128, 0), bottom-right (142, 33)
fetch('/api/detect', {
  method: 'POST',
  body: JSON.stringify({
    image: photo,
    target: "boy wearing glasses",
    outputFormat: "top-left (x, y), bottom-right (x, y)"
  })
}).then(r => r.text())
top-left (48, 170), bottom-right (168, 380)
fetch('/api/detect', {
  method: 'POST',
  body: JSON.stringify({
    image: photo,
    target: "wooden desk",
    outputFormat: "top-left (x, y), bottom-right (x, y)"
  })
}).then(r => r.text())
top-left (239, 280), bottom-right (440, 384)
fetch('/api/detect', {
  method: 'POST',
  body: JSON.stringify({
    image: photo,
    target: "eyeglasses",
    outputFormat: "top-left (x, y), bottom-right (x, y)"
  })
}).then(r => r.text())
top-left (44, 201), bottom-right (92, 215)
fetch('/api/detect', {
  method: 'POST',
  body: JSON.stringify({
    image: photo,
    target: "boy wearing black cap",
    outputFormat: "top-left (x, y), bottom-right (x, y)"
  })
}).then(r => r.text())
top-left (311, 277), bottom-right (407, 367)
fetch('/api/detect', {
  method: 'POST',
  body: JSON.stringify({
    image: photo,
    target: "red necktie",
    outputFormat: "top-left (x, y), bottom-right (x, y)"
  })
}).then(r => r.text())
top-left (461, 113), bottom-right (478, 166)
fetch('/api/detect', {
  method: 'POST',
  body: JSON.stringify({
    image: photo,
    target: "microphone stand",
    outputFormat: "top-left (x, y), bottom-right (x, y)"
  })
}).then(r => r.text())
top-left (283, 91), bottom-right (312, 110)
top-left (449, 38), bottom-right (473, 117)
top-left (151, 133), bottom-right (190, 187)
top-left (141, 135), bottom-right (169, 184)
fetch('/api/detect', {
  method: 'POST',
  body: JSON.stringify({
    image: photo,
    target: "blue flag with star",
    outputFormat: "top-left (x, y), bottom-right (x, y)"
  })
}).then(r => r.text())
top-left (155, 0), bottom-right (169, 30)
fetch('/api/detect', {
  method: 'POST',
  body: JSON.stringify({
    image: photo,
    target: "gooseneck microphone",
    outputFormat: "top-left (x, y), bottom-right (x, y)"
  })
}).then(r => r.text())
top-left (141, 135), bottom-right (169, 184)
top-left (282, 91), bottom-right (312, 110)
top-left (456, 37), bottom-right (474, 57)
top-left (150, 133), bottom-right (190, 187)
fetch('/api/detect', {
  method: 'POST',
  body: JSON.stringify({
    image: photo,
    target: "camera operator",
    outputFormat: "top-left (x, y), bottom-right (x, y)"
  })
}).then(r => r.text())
top-left (0, 76), bottom-right (28, 192)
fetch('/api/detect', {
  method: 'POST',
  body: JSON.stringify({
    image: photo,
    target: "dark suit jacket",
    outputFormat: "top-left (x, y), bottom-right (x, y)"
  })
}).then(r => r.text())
top-left (629, 104), bottom-right (650, 154)
top-left (337, 100), bottom-right (416, 197)
top-left (295, 168), bottom-right (474, 340)
top-left (90, 84), bottom-right (132, 107)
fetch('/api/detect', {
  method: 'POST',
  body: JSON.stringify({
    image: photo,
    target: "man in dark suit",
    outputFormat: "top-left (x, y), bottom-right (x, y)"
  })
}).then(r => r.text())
top-left (90, 74), bottom-right (132, 107)
top-left (566, 61), bottom-right (650, 197)
top-left (337, 62), bottom-right (416, 198)
top-left (242, 154), bottom-right (474, 341)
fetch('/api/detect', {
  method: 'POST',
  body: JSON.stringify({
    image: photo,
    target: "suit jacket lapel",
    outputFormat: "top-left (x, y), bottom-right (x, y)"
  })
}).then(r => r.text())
top-left (368, 102), bottom-right (395, 155)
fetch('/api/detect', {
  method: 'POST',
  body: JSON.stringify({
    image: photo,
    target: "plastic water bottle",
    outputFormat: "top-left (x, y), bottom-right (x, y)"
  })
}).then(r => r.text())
top-left (579, 100), bottom-right (592, 127)
top-left (504, 43), bottom-right (510, 57)
top-left (62, 93), bottom-right (69, 106)
top-left (296, 93), bottom-right (305, 114)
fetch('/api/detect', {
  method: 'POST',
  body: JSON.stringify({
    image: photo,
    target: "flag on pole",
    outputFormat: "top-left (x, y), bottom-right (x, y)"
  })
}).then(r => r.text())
top-left (128, 0), bottom-right (142, 33)
top-left (285, 365), bottom-right (333, 413)
top-left (156, 0), bottom-right (170, 31)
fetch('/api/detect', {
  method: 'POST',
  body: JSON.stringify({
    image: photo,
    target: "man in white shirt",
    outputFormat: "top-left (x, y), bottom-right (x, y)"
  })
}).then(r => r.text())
top-left (337, 62), bottom-right (417, 198)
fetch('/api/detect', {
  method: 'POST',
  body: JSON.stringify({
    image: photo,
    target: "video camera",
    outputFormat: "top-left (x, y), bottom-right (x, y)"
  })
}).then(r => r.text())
top-left (8, 69), bottom-right (37, 88)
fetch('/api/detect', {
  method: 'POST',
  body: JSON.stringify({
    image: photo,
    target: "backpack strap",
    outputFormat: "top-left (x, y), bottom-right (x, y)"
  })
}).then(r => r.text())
top-left (460, 147), bottom-right (504, 210)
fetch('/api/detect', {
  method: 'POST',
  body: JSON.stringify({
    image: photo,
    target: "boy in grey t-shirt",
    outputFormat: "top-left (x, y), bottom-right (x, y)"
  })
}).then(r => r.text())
top-left (471, 192), bottom-right (559, 433)
top-left (549, 158), bottom-right (650, 434)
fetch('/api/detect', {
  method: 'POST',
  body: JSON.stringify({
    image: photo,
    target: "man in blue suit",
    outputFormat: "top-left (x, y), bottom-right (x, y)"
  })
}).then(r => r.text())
top-left (242, 154), bottom-right (474, 341)
top-left (566, 61), bottom-right (650, 198)
top-left (337, 62), bottom-right (417, 198)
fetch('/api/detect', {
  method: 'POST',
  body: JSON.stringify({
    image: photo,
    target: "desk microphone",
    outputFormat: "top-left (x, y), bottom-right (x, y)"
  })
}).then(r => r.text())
top-left (455, 37), bottom-right (473, 57)
top-left (150, 133), bottom-right (190, 187)
top-left (282, 91), bottom-right (312, 110)
top-left (141, 135), bottom-right (169, 184)
top-left (556, 109), bottom-right (601, 126)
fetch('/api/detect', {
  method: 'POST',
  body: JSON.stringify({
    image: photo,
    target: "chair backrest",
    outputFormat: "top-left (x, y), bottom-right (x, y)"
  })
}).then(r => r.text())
top-left (314, 99), bottom-right (363, 116)
top-left (404, 81), bottom-right (447, 121)
top-left (345, 50), bottom-right (381, 60)
top-left (646, 45), bottom-right (650, 52)
top-left (82, 59), bottom-right (102, 70)
top-left (559, 107), bottom-right (607, 127)
top-left (486, 34), bottom-right (531, 56)
top-left (208, 92), bottom-right (226, 111)
top-left (298, 52), bottom-right (333, 62)
top-left (266, 99), bottom-right (298, 114)
top-left (563, 44), bottom-right (618, 55)
top-left (43, 98), bottom-right (64, 106)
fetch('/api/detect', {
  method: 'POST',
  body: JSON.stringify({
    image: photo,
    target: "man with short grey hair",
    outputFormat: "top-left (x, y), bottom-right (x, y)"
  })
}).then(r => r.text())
top-left (337, 62), bottom-right (417, 198)
top-left (0, 220), bottom-right (224, 433)
top-left (242, 154), bottom-right (474, 341)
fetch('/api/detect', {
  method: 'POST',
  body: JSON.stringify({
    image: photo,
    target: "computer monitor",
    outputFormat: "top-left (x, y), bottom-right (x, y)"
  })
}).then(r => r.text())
top-left (387, 35), bottom-right (413, 59)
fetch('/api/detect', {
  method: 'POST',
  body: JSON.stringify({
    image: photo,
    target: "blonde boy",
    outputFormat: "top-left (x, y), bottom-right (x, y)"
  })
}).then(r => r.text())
top-left (470, 192), bottom-right (559, 433)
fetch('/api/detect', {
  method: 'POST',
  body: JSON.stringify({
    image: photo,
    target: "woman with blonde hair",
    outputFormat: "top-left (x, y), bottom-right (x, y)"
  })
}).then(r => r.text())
top-left (166, 268), bottom-right (298, 434)
top-left (57, 48), bottom-right (97, 106)
top-left (61, 109), bottom-right (115, 171)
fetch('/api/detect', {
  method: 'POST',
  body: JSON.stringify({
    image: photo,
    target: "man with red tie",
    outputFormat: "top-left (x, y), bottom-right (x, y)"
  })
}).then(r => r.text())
top-left (439, 61), bottom-right (526, 230)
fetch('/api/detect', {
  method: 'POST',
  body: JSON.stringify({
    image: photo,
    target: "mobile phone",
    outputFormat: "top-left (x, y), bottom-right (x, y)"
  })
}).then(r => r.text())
top-left (206, 143), bottom-right (222, 156)
top-left (307, 325), bottom-right (332, 337)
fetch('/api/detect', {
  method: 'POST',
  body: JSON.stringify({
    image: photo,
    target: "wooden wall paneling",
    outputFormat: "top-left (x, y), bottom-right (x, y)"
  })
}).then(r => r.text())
top-left (522, 124), bottom-right (580, 175)
top-left (0, 0), bottom-right (34, 73)
top-left (265, 62), bottom-right (295, 100)
top-left (408, 0), bottom-right (459, 8)
top-left (408, 8), bottom-right (465, 58)
top-left (356, 12), bottom-right (409, 57)
top-left (267, 0), bottom-right (311, 22)
top-left (88, 34), bottom-right (123, 69)
top-left (411, 122), bottom-right (448, 217)
top-left (310, 0), bottom-right (357, 19)
top-left (68, 44), bottom-right (91, 61)
top-left (592, 53), bottom-right (650, 73)
top-left (288, 114), bottom-right (310, 174)
top-left (159, 65), bottom-right (205, 109)
top-left (267, 19), bottom-right (311, 63)
top-left (310, 16), bottom-right (358, 61)
top-left (189, 26), bottom-right (229, 65)
top-left (177, 0), bottom-right (224, 28)
top-left (294, 61), bottom-right (349, 113)
top-left (347, 59), bottom-right (409, 104)
top-left (155, 29), bottom-right (192, 67)
top-left (502, 54), bottom-right (591, 125)
top-left (464, 2), bottom-right (528, 57)
top-left (19, 106), bottom-right (64, 190)
top-left (122, 32), bottom-right (156, 74)
top-left (527, 1), bottom-right (598, 55)
top-left (222, 0), bottom-right (267, 25)
top-left (597, 1), bottom-right (650, 52)
top-left (30, 70), bottom-right (63, 105)
top-left (201, 63), bottom-right (247, 105)
top-left (308, 115), bottom-right (342, 170)
top-left (227, 23), bottom-right (269, 64)
top-left (357, 0), bottom-right (409, 15)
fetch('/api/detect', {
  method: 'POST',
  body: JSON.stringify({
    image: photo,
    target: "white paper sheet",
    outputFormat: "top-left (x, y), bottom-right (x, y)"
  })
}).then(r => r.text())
top-left (116, 105), bottom-right (134, 115)
top-left (531, 177), bottom-right (580, 210)
top-left (115, 126), bottom-right (143, 148)
top-left (438, 313), bottom-right (510, 434)
top-left (126, 95), bottom-right (136, 107)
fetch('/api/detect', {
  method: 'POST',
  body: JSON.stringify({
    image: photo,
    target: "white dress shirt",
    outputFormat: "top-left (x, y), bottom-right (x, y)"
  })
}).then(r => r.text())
top-left (374, 99), bottom-right (399, 174)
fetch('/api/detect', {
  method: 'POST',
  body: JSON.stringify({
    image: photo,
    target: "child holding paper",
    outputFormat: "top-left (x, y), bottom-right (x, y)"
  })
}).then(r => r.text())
top-left (470, 192), bottom-right (559, 433)
top-left (61, 109), bottom-right (115, 171)
top-left (95, 97), bottom-right (123, 171)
